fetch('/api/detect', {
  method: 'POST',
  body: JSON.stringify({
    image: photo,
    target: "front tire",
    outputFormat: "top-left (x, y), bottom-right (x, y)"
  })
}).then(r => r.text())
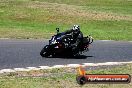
top-left (40, 45), bottom-right (50, 57)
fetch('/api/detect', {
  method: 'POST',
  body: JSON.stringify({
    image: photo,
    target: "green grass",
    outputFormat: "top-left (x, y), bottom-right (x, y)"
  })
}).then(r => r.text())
top-left (0, 0), bottom-right (132, 40)
top-left (0, 64), bottom-right (132, 88)
top-left (40, 0), bottom-right (132, 15)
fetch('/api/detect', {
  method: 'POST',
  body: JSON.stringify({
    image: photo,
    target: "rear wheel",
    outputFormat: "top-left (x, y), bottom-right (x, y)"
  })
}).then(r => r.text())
top-left (40, 45), bottom-right (50, 57)
top-left (72, 46), bottom-right (80, 57)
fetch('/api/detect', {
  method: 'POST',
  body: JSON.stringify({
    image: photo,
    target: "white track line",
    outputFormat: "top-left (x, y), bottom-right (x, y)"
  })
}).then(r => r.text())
top-left (0, 61), bottom-right (132, 74)
top-left (82, 63), bottom-right (98, 66)
top-left (39, 66), bottom-right (51, 69)
top-left (0, 69), bottom-right (15, 73)
top-left (51, 65), bottom-right (66, 68)
top-left (14, 68), bottom-right (31, 71)
top-left (67, 64), bottom-right (81, 68)
top-left (128, 41), bottom-right (132, 43)
top-left (26, 67), bottom-right (41, 70)
top-left (0, 38), bottom-right (9, 39)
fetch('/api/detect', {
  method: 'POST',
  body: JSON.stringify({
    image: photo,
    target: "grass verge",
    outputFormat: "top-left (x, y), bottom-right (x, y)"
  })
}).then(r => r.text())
top-left (0, 0), bottom-right (132, 40)
top-left (0, 64), bottom-right (132, 88)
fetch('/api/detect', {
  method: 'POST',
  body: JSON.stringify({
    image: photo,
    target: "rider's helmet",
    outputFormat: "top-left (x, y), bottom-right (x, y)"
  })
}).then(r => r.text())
top-left (72, 25), bottom-right (80, 34)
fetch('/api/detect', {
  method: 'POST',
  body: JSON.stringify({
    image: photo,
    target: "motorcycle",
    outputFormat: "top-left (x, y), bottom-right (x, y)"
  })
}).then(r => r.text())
top-left (40, 28), bottom-right (93, 57)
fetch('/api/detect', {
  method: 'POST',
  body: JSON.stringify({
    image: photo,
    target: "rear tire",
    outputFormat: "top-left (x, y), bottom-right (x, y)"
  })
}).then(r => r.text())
top-left (72, 46), bottom-right (79, 57)
top-left (40, 45), bottom-right (50, 57)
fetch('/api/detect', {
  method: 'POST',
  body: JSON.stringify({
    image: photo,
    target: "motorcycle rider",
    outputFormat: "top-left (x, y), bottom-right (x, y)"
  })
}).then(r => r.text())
top-left (62, 25), bottom-right (83, 54)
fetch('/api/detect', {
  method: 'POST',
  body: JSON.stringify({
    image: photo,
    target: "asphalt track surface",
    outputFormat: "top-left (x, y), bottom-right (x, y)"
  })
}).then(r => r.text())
top-left (0, 39), bottom-right (132, 70)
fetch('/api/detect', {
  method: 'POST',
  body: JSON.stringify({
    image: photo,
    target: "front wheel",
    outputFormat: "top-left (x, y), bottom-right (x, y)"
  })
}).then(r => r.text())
top-left (40, 45), bottom-right (50, 57)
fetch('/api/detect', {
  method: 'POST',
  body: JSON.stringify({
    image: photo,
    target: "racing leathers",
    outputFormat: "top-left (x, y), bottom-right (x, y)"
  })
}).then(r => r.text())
top-left (61, 29), bottom-right (83, 54)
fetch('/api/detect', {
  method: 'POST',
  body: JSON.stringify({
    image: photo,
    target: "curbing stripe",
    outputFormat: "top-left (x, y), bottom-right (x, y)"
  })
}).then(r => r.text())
top-left (82, 63), bottom-right (98, 66)
top-left (51, 65), bottom-right (66, 68)
top-left (0, 61), bottom-right (132, 74)
top-left (119, 61), bottom-right (132, 64)
top-left (39, 66), bottom-right (51, 69)
top-left (0, 69), bottom-right (15, 73)
top-left (96, 62), bottom-right (120, 66)
top-left (26, 67), bottom-right (41, 71)
top-left (67, 64), bottom-right (81, 68)
top-left (14, 68), bottom-right (31, 71)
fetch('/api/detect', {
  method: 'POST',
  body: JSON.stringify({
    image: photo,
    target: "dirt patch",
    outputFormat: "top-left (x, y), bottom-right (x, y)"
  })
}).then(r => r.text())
top-left (27, 1), bottom-right (132, 21)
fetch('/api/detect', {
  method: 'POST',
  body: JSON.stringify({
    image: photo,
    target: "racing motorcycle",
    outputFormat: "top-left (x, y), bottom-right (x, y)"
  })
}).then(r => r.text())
top-left (40, 28), bottom-right (93, 57)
